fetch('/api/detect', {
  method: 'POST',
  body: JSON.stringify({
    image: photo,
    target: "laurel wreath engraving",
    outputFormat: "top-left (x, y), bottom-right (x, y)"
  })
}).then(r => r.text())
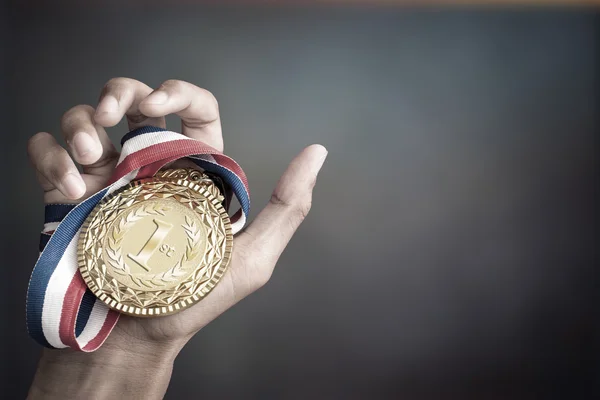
top-left (105, 203), bottom-right (202, 288)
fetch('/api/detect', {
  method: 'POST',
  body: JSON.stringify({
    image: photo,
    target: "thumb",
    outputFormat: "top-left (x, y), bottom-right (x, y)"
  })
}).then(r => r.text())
top-left (235, 144), bottom-right (328, 276)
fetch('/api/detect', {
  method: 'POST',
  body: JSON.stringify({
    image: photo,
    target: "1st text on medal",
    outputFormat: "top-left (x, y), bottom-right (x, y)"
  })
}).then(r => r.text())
top-left (128, 218), bottom-right (176, 272)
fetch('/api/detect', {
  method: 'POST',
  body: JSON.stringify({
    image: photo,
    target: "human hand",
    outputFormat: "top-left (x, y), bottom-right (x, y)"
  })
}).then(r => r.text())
top-left (27, 78), bottom-right (327, 399)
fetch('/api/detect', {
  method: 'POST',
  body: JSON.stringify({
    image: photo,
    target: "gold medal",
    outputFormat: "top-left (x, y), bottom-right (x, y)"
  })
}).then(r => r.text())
top-left (78, 168), bottom-right (233, 317)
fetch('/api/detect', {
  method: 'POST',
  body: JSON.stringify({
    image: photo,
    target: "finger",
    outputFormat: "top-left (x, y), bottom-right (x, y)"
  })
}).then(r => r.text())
top-left (27, 132), bottom-right (86, 200)
top-left (138, 80), bottom-right (223, 151)
top-left (94, 77), bottom-right (166, 130)
top-left (61, 104), bottom-right (118, 174)
top-left (234, 144), bottom-right (328, 286)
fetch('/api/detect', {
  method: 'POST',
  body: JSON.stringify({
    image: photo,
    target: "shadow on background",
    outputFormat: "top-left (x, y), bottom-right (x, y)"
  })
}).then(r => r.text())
top-left (1, 3), bottom-right (599, 399)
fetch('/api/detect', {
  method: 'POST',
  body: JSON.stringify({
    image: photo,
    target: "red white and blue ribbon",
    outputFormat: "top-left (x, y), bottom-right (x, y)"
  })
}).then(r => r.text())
top-left (26, 126), bottom-right (250, 352)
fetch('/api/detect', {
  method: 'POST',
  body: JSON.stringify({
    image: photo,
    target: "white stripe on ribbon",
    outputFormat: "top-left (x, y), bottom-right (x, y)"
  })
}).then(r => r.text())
top-left (231, 212), bottom-right (246, 234)
top-left (195, 154), bottom-right (217, 163)
top-left (42, 222), bottom-right (60, 233)
top-left (41, 228), bottom-right (80, 348)
top-left (117, 131), bottom-right (195, 165)
top-left (77, 301), bottom-right (110, 348)
top-left (107, 171), bottom-right (140, 195)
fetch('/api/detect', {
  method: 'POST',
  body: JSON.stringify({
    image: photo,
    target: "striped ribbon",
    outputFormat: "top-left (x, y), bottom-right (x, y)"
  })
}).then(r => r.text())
top-left (26, 126), bottom-right (250, 352)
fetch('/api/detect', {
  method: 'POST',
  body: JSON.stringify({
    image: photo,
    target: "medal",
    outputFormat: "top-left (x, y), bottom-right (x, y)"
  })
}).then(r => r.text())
top-left (78, 168), bottom-right (233, 316)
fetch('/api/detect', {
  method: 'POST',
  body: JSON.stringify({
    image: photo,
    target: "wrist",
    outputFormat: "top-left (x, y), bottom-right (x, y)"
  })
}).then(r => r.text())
top-left (28, 338), bottom-right (185, 400)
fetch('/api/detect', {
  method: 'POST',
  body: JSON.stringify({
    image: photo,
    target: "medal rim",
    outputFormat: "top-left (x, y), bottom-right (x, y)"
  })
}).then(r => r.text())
top-left (77, 172), bottom-right (233, 317)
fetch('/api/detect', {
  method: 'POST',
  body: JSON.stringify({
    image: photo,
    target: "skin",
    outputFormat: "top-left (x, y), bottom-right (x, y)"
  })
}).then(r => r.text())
top-left (26, 78), bottom-right (328, 399)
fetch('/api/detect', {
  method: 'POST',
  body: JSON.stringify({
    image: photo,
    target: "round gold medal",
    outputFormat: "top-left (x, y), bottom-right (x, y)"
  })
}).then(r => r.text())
top-left (78, 168), bottom-right (233, 317)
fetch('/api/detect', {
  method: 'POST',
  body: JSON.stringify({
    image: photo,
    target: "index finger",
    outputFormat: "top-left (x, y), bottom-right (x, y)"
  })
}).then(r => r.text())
top-left (94, 77), bottom-right (167, 131)
top-left (138, 80), bottom-right (223, 151)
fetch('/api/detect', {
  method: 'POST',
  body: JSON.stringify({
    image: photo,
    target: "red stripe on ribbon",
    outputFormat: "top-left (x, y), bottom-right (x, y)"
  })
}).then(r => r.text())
top-left (111, 140), bottom-right (224, 185)
top-left (138, 155), bottom-right (193, 180)
top-left (230, 208), bottom-right (243, 224)
top-left (212, 154), bottom-right (250, 194)
top-left (59, 273), bottom-right (87, 350)
top-left (111, 140), bottom-right (248, 192)
top-left (82, 310), bottom-right (120, 352)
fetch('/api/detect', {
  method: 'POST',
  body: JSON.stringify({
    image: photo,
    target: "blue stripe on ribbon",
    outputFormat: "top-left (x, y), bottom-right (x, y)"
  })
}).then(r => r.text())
top-left (39, 233), bottom-right (51, 252)
top-left (120, 125), bottom-right (165, 146)
top-left (75, 290), bottom-right (96, 336)
top-left (41, 204), bottom-right (77, 251)
top-left (192, 159), bottom-right (250, 216)
top-left (26, 188), bottom-right (108, 348)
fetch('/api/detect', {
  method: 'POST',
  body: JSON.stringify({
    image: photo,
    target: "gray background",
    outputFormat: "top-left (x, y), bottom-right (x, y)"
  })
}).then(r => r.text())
top-left (1, 4), bottom-right (599, 399)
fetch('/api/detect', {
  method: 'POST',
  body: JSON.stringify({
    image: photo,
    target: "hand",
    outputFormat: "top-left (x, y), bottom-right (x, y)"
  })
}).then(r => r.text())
top-left (27, 78), bottom-right (327, 399)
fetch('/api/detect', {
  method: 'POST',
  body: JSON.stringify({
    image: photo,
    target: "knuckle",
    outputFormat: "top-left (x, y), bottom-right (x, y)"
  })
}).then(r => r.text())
top-left (78, 104), bottom-right (95, 114)
top-left (202, 88), bottom-right (219, 110)
top-left (61, 104), bottom-right (94, 126)
top-left (27, 132), bottom-right (50, 154)
top-left (48, 164), bottom-right (70, 184)
top-left (201, 89), bottom-right (220, 121)
top-left (160, 79), bottom-right (184, 91)
top-left (27, 132), bottom-right (52, 157)
top-left (127, 112), bottom-right (148, 124)
top-left (105, 76), bottom-right (132, 88)
top-left (252, 267), bottom-right (273, 290)
top-left (295, 200), bottom-right (312, 221)
top-left (270, 192), bottom-right (312, 222)
top-left (42, 148), bottom-right (71, 181)
top-left (42, 144), bottom-right (67, 164)
top-left (102, 77), bottom-right (135, 99)
top-left (269, 192), bottom-right (288, 208)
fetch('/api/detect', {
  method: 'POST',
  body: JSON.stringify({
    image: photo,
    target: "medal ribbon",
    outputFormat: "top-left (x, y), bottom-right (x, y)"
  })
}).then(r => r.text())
top-left (26, 126), bottom-right (250, 352)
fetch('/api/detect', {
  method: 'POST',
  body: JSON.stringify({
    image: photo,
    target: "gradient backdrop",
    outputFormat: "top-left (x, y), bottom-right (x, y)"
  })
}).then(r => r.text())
top-left (1, 4), bottom-right (599, 399)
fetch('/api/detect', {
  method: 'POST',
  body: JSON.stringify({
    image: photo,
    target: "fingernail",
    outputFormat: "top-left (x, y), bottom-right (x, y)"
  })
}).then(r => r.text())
top-left (72, 132), bottom-right (97, 158)
top-left (96, 95), bottom-right (119, 114)
top-left (144, 91), bottom-right (169, 105)
top-left (61, 173), bottom-right (86, 199)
